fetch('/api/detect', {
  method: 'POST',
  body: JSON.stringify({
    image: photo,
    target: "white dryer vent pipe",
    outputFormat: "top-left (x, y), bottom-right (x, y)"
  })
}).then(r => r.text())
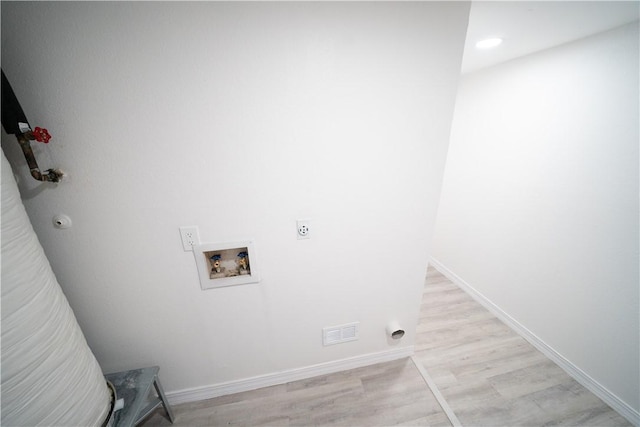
top-left (386, 321), bottom-right (405, 339)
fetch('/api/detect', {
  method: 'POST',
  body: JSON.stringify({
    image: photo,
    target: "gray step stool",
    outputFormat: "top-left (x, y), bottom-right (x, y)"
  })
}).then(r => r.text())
top-left (105, 366), bottom-right (175, 426)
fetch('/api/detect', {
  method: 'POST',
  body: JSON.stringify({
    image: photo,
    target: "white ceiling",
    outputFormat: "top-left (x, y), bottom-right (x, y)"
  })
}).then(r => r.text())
top-left (462, 1), bottom-right (640, 74)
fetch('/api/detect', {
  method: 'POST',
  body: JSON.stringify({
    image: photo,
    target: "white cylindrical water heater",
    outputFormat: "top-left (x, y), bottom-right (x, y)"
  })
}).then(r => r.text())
top-left (1, 150), bottom-right (111, 426)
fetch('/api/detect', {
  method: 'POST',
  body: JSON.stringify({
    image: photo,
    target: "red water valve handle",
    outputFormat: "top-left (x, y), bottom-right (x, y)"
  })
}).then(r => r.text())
top-left (32, 127), bottom-right (51, 143)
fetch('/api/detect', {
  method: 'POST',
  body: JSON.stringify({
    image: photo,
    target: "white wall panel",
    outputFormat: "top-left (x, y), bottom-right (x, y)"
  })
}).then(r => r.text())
top-left (1, 2), bottom-right (469, 394)
top-left (434, 22), bottom-right (639, 413)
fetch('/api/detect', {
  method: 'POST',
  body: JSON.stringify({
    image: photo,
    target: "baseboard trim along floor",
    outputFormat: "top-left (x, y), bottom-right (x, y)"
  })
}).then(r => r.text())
top-left (166, 346), bottom-right (414, 406)
top-left (429, 257), bottom-right (640, 427)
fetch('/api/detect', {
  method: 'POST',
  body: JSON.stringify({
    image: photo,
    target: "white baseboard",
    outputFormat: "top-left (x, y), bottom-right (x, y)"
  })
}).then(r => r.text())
top-left (429, 257), bottom-right (640, 427)
top-left (167, 346), bottom-right (414, 405)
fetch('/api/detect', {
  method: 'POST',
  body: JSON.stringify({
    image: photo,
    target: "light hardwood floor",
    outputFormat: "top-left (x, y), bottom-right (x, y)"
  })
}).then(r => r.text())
top-left (140, 266), bottom-right (631, 426)
top-left (140, 358), bottom-right (450, 426)
top-left (413, 267), bottom-right (631, 427)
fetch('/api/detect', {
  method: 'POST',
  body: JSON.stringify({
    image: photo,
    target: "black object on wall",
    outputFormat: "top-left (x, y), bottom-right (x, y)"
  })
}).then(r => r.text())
top-left (1, 69), bottom-right (30, 135)
top-left (1, 69), bottom-right (63, 182)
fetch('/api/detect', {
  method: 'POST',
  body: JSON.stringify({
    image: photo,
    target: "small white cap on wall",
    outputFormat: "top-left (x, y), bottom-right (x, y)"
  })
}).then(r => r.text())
top-left (386, 321), bottom-right (405, 339)
top-left (52, 214), bottom-right (72, 229)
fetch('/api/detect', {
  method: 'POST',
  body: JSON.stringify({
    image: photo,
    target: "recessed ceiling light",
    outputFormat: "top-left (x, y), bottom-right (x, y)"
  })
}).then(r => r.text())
top-left (475, 38), bottom-right (503, 49)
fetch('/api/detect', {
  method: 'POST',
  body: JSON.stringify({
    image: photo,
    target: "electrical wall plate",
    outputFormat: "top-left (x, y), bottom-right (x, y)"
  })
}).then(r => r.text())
top-left (297, 219), bottom-right (311, 239)
top-left (179, 226), bottom-right (200, 251)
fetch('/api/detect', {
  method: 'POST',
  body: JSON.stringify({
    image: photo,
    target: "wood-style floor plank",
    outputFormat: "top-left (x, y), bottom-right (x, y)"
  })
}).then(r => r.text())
top-left (140, 357), bottom-right (450, 426)
top-left (139, 266), bottom-right (631, 426)
top-left (412, 267), bottom-right (632, 427)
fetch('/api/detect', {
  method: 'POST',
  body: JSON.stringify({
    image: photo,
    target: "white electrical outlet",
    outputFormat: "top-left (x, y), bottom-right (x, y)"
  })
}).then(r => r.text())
top-left (179, 226), bottom-right (200, 251)
top-left (297, 219), bottom-right (310, 239)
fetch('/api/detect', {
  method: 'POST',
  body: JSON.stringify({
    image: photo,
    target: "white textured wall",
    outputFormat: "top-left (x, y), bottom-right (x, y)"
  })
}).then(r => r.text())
top-left (1, 2), bottom-right (469, 393)
top-left (433, 22), bottom-right (639, 412)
